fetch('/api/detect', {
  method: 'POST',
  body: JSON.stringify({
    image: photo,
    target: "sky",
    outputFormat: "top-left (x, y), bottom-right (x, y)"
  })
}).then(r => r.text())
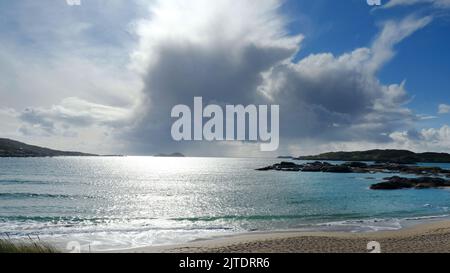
top-left (0, 0), bottom-right (449, 157)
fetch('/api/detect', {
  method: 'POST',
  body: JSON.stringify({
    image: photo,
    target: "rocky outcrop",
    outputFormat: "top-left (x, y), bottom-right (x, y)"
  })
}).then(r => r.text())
top-left (301, 162), bottom-right (330, 172)
top-left (256, 162), bottom-right (303, 172)
top-left (257, 160), bottom-right (450, 191)
top-left (301, 165), bottom-right (323, 172)
top-left (257, 161), bottom-right (354, 173)
top-left (0, 138), bottom-right (97, 157)
top-left (370, 176), bottom-right (450, 190)
top-left (322, 165), bottom-right (353, 173)
top-left (343, 162), bottom-right (368, 168)
top-left (256, 166), bottom-right (275, 171)
top-left (297, 149), bottom-right (450, 164)
top-left (258, 161), bottom-right (450, 176)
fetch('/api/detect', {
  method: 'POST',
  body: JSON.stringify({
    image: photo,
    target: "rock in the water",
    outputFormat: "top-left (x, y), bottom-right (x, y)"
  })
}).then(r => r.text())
top-left (274, 162), bottom-right (302, 172)
top-left (301, 162), bottom-right (335, 172)
top-left (256, 160), bottom-right (450, 181)
top-left (371, 176), bottom-right (450, 190)
top-left (301, 165), bottom-right (323, 172)
top-left (375, 158), bottom-right (417, 165)
top-left (256, 162), bottom-right (302, 172)
top-left (343, 162), bottom-right (368, 168)
top-left (370, 176), bottom-right (415, 190)
top-left (255, 166), bottom-right (274, 171)
top-left (322, 165), bottom-right (353, 173)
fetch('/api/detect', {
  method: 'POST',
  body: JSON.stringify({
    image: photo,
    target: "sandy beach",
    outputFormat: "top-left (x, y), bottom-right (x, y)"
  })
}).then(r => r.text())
top-left (113, 221), bottom-right (450, 253)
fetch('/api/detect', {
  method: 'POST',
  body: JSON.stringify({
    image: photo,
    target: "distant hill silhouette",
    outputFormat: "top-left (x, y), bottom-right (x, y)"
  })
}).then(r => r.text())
top-left (154, 153), bottom-right (185, 158)
top-left (0, 138), bottom-right (97, 157)
top-left (297, 149), bottom-right (450, 164)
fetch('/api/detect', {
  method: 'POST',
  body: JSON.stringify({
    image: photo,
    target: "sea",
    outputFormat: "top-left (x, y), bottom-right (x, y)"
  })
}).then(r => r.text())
top-left (1, 157), bottom-right (449, 251)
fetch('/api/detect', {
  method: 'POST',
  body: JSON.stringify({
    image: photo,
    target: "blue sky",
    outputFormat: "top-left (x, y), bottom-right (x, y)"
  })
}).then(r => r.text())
top-left (284, 0), bottom-right (450, 126)
top-left (0, 0), bottom-right (449, 156)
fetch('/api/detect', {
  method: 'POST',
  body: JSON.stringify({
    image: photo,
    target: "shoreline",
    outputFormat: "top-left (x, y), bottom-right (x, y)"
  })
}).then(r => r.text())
top-left (108, 220), bottom-right (450, 253)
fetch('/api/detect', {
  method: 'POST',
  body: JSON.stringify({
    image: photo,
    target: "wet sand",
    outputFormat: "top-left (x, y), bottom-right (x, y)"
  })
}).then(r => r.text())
top-left (114, 221), bottom-right (450, 253)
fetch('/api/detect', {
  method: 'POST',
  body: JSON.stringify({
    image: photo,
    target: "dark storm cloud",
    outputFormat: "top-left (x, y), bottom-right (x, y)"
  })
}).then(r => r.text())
top-left (122, 3), bottom-right (430, 155)
top-left (122, 0), bottom-right (302, 154)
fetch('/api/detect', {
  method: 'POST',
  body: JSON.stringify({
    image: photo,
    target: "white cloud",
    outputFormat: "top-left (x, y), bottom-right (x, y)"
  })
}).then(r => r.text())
top-left (122, 1), bottom-right (436, 155)
top-left (368, 15), bottom-right (432, 73)
top-left (284, 125), bottom-right (450, 156)
top-left (417, 114), bottom-right (437, 120)
top-left (0, 0), bottom-right (144, 153)
top-left (384, 0), bottom-right (450, 9)
top-left (439, 104), bottom-right (450, 114)
top-left (0, 48), bottom-right (142, 109)
top-left (131, 0), bottom-right (302, 74)
top-left (0, 97), bottom-right (132, 144)
top-left (19, 97), bottom-right (132, 132)
top-left (388, 125), bottom-right (450, 152)
top-left (125, 0), bottom-right (303, 154)
top-left (258, 15), bottom-right (430, 146)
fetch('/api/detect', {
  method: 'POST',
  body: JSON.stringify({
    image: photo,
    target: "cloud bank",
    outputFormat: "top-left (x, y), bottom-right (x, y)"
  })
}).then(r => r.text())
top-left (439, 104), bottom-right (450, 114)
top-left (123, 0), bottom-right (302, 154)
top-left (122, 1), bottom-right (439, 156)
top-left (384, 0), bottom-right (450, 9)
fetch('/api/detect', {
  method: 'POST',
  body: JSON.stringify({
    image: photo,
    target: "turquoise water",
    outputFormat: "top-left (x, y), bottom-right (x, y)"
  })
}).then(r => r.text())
top-left (1, 157), bottom-right (450, 251)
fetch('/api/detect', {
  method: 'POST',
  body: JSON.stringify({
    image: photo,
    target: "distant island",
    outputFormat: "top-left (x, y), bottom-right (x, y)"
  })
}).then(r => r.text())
top-left (0, 138), bottom-right (97, 158)
top-left (296, 149), bottom-right (450, 164)
top-left (154, 153), bottom-right (185, 158)
top-left (277, 156), bottom-right (294, 159)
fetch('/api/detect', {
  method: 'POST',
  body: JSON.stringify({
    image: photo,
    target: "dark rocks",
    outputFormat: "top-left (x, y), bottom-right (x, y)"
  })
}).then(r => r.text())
top-left (297, 161), bottom-right (353, 173)
top-left (256, 161), bottom-right (450, 188)
top-left (370, 176), bottom-right (450, 190)
top-left (343, 162), bottom-right (368, 168)
top-left (375, 157), bottom-right (418, 165)
top-left (298, 149), bottom-right (450, 164)
top-left (370, 182), bottom-right (413, 190)
top-left (370, 176), bottom-right (415, 190)
top-left (256, 162), bottom-right (302, 172)
top-left (154, 153), bottom-right (185, 157)
top-left (276, 162), bottom-right (299, 168)
top-left (274, 162), bottom-right (302, 172)
top-left (363, 164), bottom-right (448, 176)
top-left (255, 166), bottom-right (274, 171)
top-left (414, 177), bottom-right (450, 187)
top-left (402, 166), bottom-right (443, 175)
top-left (302, 162), bottom-right (340, 172)
top-left (258, 161), bottom-right (360, 173)
top-left (301, 165), bottom-right (323, 172)
top-left (322, 165), bottom-right (353, 173)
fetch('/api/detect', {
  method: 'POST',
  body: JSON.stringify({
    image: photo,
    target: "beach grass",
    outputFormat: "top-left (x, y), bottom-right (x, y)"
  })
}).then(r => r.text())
top-left (0, 236), bottom-right (58, 253)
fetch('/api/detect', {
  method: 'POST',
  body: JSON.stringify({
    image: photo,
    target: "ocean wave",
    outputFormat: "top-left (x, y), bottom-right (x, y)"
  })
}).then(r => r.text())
top-left (172, 215), bottom-right (306, 222)
top-left (0, 215), bottom-right (101, 223)
top-left (171, 213), bottom-right (369, 223)
top-left (0, 192), bottom-right (91, 200)
top-left (403, 214), bottom-right (450, 221)
top-left (0, 179), bottom-right (60, 185)
top-left (317, 214), bottom-right (450, 232)
top-left (0, 215), bottom-right (158, 224)
top-left (0, 215), bottom-right (235, 239)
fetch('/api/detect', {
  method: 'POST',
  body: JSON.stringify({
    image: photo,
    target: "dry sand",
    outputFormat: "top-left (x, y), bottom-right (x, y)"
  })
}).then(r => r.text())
top-left (114, 221), bottom-right (450, 253)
